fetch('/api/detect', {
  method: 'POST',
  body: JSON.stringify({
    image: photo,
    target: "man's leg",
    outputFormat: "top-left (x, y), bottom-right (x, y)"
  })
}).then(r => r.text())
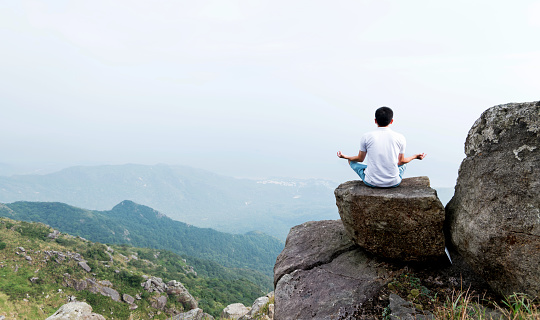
top-left (390, 164), bottom-right (408, 188)
top-left (398, 163), bottom-right (407, 179)
top-left (349, 161), bottom-right (375, 187)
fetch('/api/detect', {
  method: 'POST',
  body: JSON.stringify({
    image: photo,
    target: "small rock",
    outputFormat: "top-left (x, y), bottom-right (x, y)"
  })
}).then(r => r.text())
top-left (99, 280), bottom-right (113, 287)
top-left (123, 293), bottom-right (135, 304)
top-left (388, 293), bottom-right (433, 320)
top-left (47, 230), bottom-right (60, 239)
top-left (78, 261), bottom-right (91, 273)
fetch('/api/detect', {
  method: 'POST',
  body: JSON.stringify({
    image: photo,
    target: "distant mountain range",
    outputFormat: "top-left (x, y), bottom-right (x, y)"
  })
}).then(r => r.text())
top-left (0, 200), bottom-right (282, 291)
top-left (0, 164), bottom-right (340, 240)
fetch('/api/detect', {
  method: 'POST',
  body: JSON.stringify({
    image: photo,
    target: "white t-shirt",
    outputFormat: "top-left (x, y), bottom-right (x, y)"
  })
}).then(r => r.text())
top-left (360, 127), bottom-right (406, 187)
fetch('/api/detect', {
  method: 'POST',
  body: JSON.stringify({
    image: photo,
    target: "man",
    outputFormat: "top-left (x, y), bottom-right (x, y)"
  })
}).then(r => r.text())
top-left (337, 106), bottom-right (425, 187)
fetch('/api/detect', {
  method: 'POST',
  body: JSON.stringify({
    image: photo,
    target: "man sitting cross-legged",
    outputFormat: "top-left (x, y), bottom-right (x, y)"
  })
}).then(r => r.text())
top-left (337, 106), bottom-right (426, 188)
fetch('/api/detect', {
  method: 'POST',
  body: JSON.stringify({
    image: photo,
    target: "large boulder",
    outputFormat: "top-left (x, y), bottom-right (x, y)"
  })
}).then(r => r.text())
top-left (46, 302), bottom-right (105, 320)
top-left (335, 177), bottom-right (446, 261)
top-left (86, 278), bottom-right (121, 302)
top-left (274, 220), bottom-right (392, 320)
top-left (167, 280), bottom-right (198, 310)
top-left (446, 101), bottom-right (540, 296)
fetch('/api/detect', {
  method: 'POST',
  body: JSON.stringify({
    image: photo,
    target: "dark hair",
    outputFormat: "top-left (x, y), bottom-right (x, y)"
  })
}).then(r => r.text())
top-left (375, 106), bottom-right (393, 127)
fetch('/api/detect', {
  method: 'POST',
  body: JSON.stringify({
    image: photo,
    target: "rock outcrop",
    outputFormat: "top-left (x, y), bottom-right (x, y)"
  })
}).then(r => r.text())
top-left (221, 303), bottom-right (250, 319)
top-left (62, 274), bottom-right (120, 302)
top-left (86, 278), bottom-right (121, 302)
top-left (274, 220), bottom-right (392, 319)
top-left (167, 308), bottom-right (214, 320)
top-left (446, 101), bottom-right (540, 296)
top-left (141, 276), bottom-right (198, 311)
top-left (335, 177), bottom-right (446, 261)
top-left (239, 292), bottom-right (274, 320)
top-left (388, 293), bottom-right (434, 320)
top-left (45, 301), bottom-right (105, 320)
top-left (167, 279), bottom-right (199, 310)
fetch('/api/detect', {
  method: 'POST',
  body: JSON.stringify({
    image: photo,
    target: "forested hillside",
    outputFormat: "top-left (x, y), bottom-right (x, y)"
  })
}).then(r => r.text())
top-left (0, 201), bottom-right (283, 291)
top-left (0, 217), bottom-right (264, 318)
top-left (0, 164), bottom-right (338, 239)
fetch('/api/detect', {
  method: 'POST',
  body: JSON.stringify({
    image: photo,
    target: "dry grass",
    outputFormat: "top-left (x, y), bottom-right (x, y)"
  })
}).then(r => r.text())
top-left (433, 290), bottom-right (540, 320)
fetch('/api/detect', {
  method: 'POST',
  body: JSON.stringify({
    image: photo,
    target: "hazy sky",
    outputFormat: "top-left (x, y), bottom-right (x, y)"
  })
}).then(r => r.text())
top-left (1, 1), bottom-right (539, 187)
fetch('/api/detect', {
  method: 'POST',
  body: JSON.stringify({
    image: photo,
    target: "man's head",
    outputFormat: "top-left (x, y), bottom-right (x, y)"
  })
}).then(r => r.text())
top-left (375, 106), bottom-right (393, 127)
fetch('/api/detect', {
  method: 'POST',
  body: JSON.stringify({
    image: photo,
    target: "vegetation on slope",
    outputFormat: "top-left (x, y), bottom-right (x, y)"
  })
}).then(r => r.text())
top-left (0, 217), bottom-right (265, 319)
top-left (0, 200), bottom-right (283, 291)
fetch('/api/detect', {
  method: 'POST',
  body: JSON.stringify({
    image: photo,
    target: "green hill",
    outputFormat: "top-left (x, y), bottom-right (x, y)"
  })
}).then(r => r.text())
top-left (0, 164), bottom-right (338, 240)
top-left (0, 200), bottom-right (283, 291)
top-left (0, 217), bottom-right (264, 319)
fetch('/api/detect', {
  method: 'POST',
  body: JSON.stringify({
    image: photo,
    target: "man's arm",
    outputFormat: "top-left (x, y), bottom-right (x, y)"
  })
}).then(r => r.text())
top-left (337, 150), bottom-right (366, 163)
top-left (398, 153), bottom-right (426, 166)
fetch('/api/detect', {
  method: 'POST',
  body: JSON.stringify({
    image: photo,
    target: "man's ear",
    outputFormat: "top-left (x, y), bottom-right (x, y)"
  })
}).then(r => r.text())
top-left (390, 119), bottom-right (394, 125)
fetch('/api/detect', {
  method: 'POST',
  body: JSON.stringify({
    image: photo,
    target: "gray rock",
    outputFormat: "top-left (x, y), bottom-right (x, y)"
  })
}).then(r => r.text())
top-left (241, 296), bottom-right (269, 319)
top-left (335, 177), bottom-right (446, 261)
top-left (99, 280), bottom-right (112, 287)
top-left (274, 220), bottom-right (392, 320)
top-left (268, 304), bottom-right (274, 320)
top-left (388, 294), bottom-right (433, 320)
top-left (143, 276), bottom-right (168, 293)
top-left (167, 281), bottom-right (198, 310)
top-left (62, 274), bottom-right (88, 291)
top-left (86, 278), bottom-right (121, 302)
top-left (446, 101), bottom-right (540, 296)
top-left (45, 301), bottom-right (106, 320)
top-left (221, 303), bottom-right (250, 319)
top-left (78, 261), bottom-right (91, 273)
top-left (274, 220), bottom-right (357, 287)
top-left (123, 293), bottom-right (135, 304)
top-left (151, 295), bottom-right (168, 310)
top-left (48, 230), bottom-right (60, 239)
top-left (167, 308), bottom-right (214, 320)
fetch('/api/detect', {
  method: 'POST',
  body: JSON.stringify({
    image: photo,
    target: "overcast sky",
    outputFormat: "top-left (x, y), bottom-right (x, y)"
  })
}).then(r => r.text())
top-left (1, 0), bottom-right (539, 187)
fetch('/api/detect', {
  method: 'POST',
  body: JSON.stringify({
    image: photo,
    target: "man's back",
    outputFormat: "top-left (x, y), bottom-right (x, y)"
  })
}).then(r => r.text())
top-left (360, 127), bottom-right (406, 187)
top-left (337, 106), bottom-right (425, 188)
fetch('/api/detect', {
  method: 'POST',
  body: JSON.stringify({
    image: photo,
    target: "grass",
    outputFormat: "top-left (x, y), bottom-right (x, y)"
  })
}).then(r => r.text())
top-left (0, 217), bottom-right (195, 319)
top-left (386, 272), bottom-right (540, 320)
top-left (432, 291), bottom-right (540, 319)
top-left (0, 216), bottom-right (272, 319)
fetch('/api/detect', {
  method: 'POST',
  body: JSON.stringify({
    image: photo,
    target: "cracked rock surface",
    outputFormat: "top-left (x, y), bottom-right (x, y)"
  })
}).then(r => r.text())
top-left (446, 100), bottom-right (540, 296)
top-left (274, 220), bottom-right (392, 320)
top-left (335, 177), bottom-right (445, 261)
